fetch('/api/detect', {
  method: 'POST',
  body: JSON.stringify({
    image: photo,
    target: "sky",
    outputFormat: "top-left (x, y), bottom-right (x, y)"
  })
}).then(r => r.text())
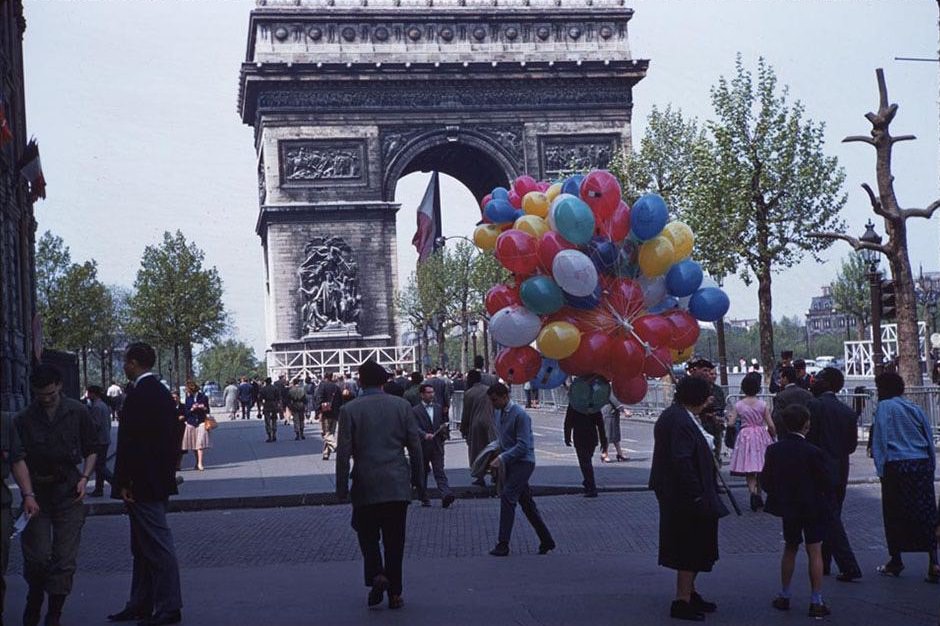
top-left (22, 1), bottom-right (939, 358)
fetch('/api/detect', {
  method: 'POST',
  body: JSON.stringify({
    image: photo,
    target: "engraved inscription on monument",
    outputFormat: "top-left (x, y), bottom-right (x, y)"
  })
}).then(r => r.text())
top-left (299, 236), bottom-right (362, 336)
top-left (538, 134), bottom-right (621, 179)
top-left (279, 140), bottom-right (366, 186)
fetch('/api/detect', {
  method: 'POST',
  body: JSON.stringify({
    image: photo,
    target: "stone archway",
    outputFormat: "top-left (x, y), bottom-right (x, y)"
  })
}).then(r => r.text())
top-left (238, 0), bottom-right (649, 360)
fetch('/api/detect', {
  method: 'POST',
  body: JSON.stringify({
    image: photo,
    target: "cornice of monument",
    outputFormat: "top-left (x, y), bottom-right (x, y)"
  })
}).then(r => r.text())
top-left (255, 0), bottom-right (631, 11)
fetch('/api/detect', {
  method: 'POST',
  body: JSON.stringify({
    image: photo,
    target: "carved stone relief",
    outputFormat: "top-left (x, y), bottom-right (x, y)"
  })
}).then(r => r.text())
top-left (538, 135), bottom-right (620, 179)
top-left (279, 140), bottom-right (366, 186)
top-left (299, 235), bottom-right (362, 335)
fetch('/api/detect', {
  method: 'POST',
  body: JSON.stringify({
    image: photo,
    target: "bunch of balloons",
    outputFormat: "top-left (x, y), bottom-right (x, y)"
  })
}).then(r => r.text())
top-left (474, 171), bottom-right (731, 412)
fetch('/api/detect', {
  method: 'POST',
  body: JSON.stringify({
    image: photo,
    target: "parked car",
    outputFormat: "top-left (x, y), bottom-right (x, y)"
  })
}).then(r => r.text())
top-left (814, 355), bottom-right (839, 370)
top-left (802, 359), bottom-right (821, 376)
top-left (202, 380), bottom-right (224, 407)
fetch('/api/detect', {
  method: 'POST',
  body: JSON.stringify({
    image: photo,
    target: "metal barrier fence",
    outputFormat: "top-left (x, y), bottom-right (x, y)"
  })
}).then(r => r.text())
top-left (450, 383), bottom-right (940, 441)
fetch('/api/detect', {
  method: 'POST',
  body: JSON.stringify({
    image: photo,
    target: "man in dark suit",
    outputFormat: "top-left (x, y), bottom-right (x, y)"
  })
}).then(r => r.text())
top-left (336, 361), bottom-right (424, 610)
top-left (769, 350), bottom-right (794, 394)
top-left (761, 405), bottom-right (832, 618)
top-left (412, 384), bottom-right (455, 508)
top-left (107, 342), bottom-right (182, 625)
top-left (649, 376), bottom-right (729, 621)
top-left (807, 367), bottom-right (862, 581)
top-left (422, 369), bottom-right (452, 419)
top-left (564, 405), bottom-right (607, 498)
top-left (772, 366), bottom-right (813, 436)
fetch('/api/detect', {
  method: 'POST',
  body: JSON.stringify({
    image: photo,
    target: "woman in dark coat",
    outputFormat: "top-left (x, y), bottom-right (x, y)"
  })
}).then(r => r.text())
top-left (649, 376), bottom-right (730, 621)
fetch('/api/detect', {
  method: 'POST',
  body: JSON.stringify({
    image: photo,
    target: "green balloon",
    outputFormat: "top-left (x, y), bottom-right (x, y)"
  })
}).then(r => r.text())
top-left (568, 376), bottom-right (612, 413)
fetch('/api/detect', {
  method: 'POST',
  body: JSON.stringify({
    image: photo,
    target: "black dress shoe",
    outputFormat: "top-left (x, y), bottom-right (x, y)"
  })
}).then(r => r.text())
top-left (442, 493), bottom-right (455, 509)
top-left (368, 574), bottom-right (389, 607)
top-left (537, 540), bottom-right (556, 554)
top-left (138, 611), bottom-right (181, 626)
top-left (836, 570), bottom-right (862, 582)
top-left (489, 543), bottom-right (510, 557)
top-left (108, 607), bottom-right (151, 622)
top-left (669, 600), bottom-right (705, 621)
top-left (584, 490), bottom-right (598, 498)
top-left (690, 591), bottom-right (717, 613)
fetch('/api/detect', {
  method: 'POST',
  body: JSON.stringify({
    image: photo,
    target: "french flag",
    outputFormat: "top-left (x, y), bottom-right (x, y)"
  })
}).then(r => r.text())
top-left (412, 170), bottom-right (442, 263)
top-left (18, 139), bottom-right (46, 202)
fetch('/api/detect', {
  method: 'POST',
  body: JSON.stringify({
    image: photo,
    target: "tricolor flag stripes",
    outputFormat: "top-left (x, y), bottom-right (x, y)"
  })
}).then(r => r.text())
top-left (412, 170), bottom-right (442, 263)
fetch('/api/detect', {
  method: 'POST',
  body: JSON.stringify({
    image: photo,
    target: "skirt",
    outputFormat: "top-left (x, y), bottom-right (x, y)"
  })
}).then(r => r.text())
top-left (728, 425), bottom-right (774, 475)
top-left (658, 503), bottom-right (719, 572)
top-left (181, 423), bottom-right (211, 451)
top-left (604, 412), bottom-right (621, 445)
top-left (881, 458), bottom-right (938, 554)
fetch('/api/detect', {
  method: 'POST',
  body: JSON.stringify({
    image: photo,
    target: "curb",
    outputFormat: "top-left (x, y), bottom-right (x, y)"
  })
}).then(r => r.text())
top-left (79, 476), bottom-right (911, 517)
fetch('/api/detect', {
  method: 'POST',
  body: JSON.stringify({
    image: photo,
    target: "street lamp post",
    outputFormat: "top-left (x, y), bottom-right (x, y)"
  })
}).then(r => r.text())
top-left (859, 220), bottom-right (884, 376)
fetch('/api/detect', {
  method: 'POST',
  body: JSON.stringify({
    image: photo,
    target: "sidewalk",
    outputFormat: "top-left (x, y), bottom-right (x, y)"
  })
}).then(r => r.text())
top-left (71, 411), bottom-right (912, 515)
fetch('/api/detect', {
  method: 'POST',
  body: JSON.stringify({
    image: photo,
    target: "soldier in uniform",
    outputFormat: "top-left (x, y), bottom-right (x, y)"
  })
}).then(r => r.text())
top-left (15, 364), bottom-right (98, 626)
top-left (287, 378), bottom-right (307, 440)
top-left (258, 377), bottom-right (281, 442)
top-left (2, 411), bottom-right (39, 624)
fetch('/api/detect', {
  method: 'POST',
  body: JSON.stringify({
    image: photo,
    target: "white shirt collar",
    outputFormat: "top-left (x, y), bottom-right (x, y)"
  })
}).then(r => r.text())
top-left (135, 371), bottom-right (155, 385)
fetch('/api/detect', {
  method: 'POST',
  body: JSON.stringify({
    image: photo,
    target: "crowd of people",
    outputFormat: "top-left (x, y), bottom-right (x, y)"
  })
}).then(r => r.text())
top-left (0, 345), bottom-right (937, 624)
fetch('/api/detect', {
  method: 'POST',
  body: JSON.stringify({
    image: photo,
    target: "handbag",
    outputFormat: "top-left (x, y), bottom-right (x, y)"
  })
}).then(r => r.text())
top-left (723, 424), bottom-right (737, 450)
top-left (204, 416), bottom-right (218, 431)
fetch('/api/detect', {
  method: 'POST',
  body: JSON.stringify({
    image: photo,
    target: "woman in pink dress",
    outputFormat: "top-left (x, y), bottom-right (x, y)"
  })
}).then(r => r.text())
top-left (728, 372), bottom-right (776, 511)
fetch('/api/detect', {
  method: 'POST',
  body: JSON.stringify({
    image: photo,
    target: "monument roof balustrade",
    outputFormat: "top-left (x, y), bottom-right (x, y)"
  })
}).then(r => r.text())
top-left (256, 0), bottom-right (630, 10)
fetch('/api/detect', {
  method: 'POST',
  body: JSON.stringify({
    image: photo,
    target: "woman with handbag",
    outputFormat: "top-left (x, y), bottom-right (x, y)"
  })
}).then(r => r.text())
top-left (727, 372), bottom-right (775, 512)
top-left (181, 380), bottom-right (212, 471)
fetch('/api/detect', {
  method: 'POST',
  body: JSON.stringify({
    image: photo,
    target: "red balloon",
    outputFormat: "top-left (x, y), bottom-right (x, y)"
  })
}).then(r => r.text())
top-left (597, 200), bottom-right (632, 242)
top-left (495, 346), bottom-right (542, 384)
top-left (545, 307), bottom-right (582, 328)
top-left (480, 193), bottom-right (493, 212)
top-left (612, 375), bottom-right (648, 405)
top-left (632, 314), bottom-right (674, 349)
top-left (513, 175), bottom-right (541, 197)
top-left (606, 278), bottom-right (645, 320)
top-left (662, 310), bottom-right (700, 350)
top-left (643, 346), bottom-right (673, 378)
top-left (508, 190), bottom-right (523, 209)
top-left (495, 229), bottom-right (539, 275)
top-left (580, 170), bottom-right (622, 221)
top-left (485, 284), bottom-right (521, 315)
top-left (537, 231), bottom-right (575, 273)
top-left (608, 336), bottom-right (645, 381)
top-left (560, 332), bottom-right (614, 377)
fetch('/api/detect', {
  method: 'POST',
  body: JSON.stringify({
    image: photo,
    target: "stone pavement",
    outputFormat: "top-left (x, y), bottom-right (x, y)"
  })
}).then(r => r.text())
top-left (5, 485), bottom-right (938, 625)
top-left (72, 409), bottom-right (893, 515)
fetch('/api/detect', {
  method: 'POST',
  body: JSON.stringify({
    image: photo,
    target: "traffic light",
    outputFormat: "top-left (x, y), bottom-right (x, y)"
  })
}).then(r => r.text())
top-left (880, 279), bottom-right (897, 320)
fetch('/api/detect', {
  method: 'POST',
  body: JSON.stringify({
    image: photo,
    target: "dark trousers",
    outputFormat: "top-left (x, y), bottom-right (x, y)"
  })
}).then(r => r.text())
top-left (575, 444), bottom-right (597, 493)
top-left (421, 443), bottom-right (452, 499)
top-left (21, 499), bottom-right (85, 595)
top-left (292, 407), bottom-right (305, 438)
top-left (124, 500), bottom-right (182, 617)
top-left (498, 460), bottom-right (553, 545)
top-left (352, 501), bottom-right (408, 596)
top-left (823, 486), bottom-right (860, 574)
top-left (320, 416), bottom-right (337, 455)
top-left (1, 505), bottom-right (10, 618)
top-left (240, 400), bottom-right (252, 419)
top-left (93, 444), bottom-right (113, 493)
top-left (263, 410), bottom-right (278, 439)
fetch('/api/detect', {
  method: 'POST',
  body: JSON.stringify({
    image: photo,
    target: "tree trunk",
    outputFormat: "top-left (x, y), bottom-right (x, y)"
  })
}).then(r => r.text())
top-left (100, 349), bottom-right (107, 387)
top-left (81, 347), bottom-right (88, 391)
top-left (482, 321), bottom-right (490, 372)
top-left (715, 317), bottom-right (729, 386)
top-left (436, 326), bottom-right (446, 371)
top-left (183, 343), bottom-right (194, 382)
top-left (757, 262), bottom-right (775, 376)
top-left (886, 220), bottom-right (923, 385)
top-left (173, 344), bottom-right (181, 390)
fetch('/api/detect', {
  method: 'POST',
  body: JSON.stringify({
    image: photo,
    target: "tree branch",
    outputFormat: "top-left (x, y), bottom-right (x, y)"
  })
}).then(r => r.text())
top-left (902, 198), bottom-right (940, 220)
top-left (890, 134), bottom-right (916, 144)
top-left (843, 135), bottom-right (876, 146)
top-left (809, 231), bottom-right (890, 255)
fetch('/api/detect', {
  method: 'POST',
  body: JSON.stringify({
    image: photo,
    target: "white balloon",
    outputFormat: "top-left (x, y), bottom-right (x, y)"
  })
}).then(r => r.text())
top-left (489, 305), bottom-right (542, 348)
top-left (552, 249), bottom-right (598, 297)
top-left (638, 275), bottom-right (667, 309)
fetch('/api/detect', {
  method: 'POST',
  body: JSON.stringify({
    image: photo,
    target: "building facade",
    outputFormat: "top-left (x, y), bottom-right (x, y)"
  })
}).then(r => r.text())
top-left (805, 285), bottom-right (851, 337)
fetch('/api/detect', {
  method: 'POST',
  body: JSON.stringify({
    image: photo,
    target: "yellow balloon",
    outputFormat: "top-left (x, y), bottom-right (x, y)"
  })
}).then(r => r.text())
top-left (662, 221), bottom-right (694, 260)
top-left (473, 223), bottom-right (502, 251)
top-left (638, 236), bottom-right (675, 277)
top-left (670, 346), bottom-right (694, 364)
top-left (545, 182), bottom-right (563, 203)
top-left (537, 321), bottom-right (581, 360)
top-left (514, 215), bottom-right (550, 239)
top-left (522, 191), bottom-right (550, 218)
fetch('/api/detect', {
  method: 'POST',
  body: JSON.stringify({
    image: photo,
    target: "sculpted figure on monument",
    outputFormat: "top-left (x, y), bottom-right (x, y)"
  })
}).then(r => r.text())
top-left (298, 236), bottom-right (361, 335)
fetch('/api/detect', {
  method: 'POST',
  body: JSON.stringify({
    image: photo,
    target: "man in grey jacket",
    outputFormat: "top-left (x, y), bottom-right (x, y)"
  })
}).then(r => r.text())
top-left (336, 360), bottom-right (424, 611)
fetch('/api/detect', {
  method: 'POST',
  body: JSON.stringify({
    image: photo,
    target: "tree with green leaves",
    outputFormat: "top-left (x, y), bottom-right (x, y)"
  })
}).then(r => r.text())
top-left (196, 338), bottom-right (264, 384)
top-left (705, 55), bottom-right (847, 375)
top-left (829, 254), bottom-right (870, 340)
top-left (128, 230), bottom-right (227, 387)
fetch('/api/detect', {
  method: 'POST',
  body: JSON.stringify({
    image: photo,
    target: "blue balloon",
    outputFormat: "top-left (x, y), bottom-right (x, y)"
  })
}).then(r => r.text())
top-left (630, 193), bottom-right (669, 241)
top-left (688, 287), bottom-right (730, 322)
top-left (530, 358), bottom-right (567, 390)
top-left (552, 196), bottom-right (596, 245)
top-left (519, 276), bottom-right (565, 315)
top-left (665, 260), bottom-right (704, 298)
top-left (561, 174), bottom-right (585, 196)
top-left (491, 187), bottom-right (510, 201)
top-left (484, 198), bottom-right (516, 223)
top-left (514, 209), bottom-right (525, 220)
top-left (565, 287), bottom-right (601, 310)
top-left (648, 296), bottom-right (679, 314)
top-left (588, 236), bottom-right (619, 273)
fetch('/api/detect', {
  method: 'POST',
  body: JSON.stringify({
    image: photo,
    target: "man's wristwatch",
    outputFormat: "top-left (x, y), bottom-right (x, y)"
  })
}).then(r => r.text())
top-left (23, 492), bottom-right (35, 499)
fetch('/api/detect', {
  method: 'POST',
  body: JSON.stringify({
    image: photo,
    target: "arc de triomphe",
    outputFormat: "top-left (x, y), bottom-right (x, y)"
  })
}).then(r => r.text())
top-left (237, 0), bottom-right (648, 374)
